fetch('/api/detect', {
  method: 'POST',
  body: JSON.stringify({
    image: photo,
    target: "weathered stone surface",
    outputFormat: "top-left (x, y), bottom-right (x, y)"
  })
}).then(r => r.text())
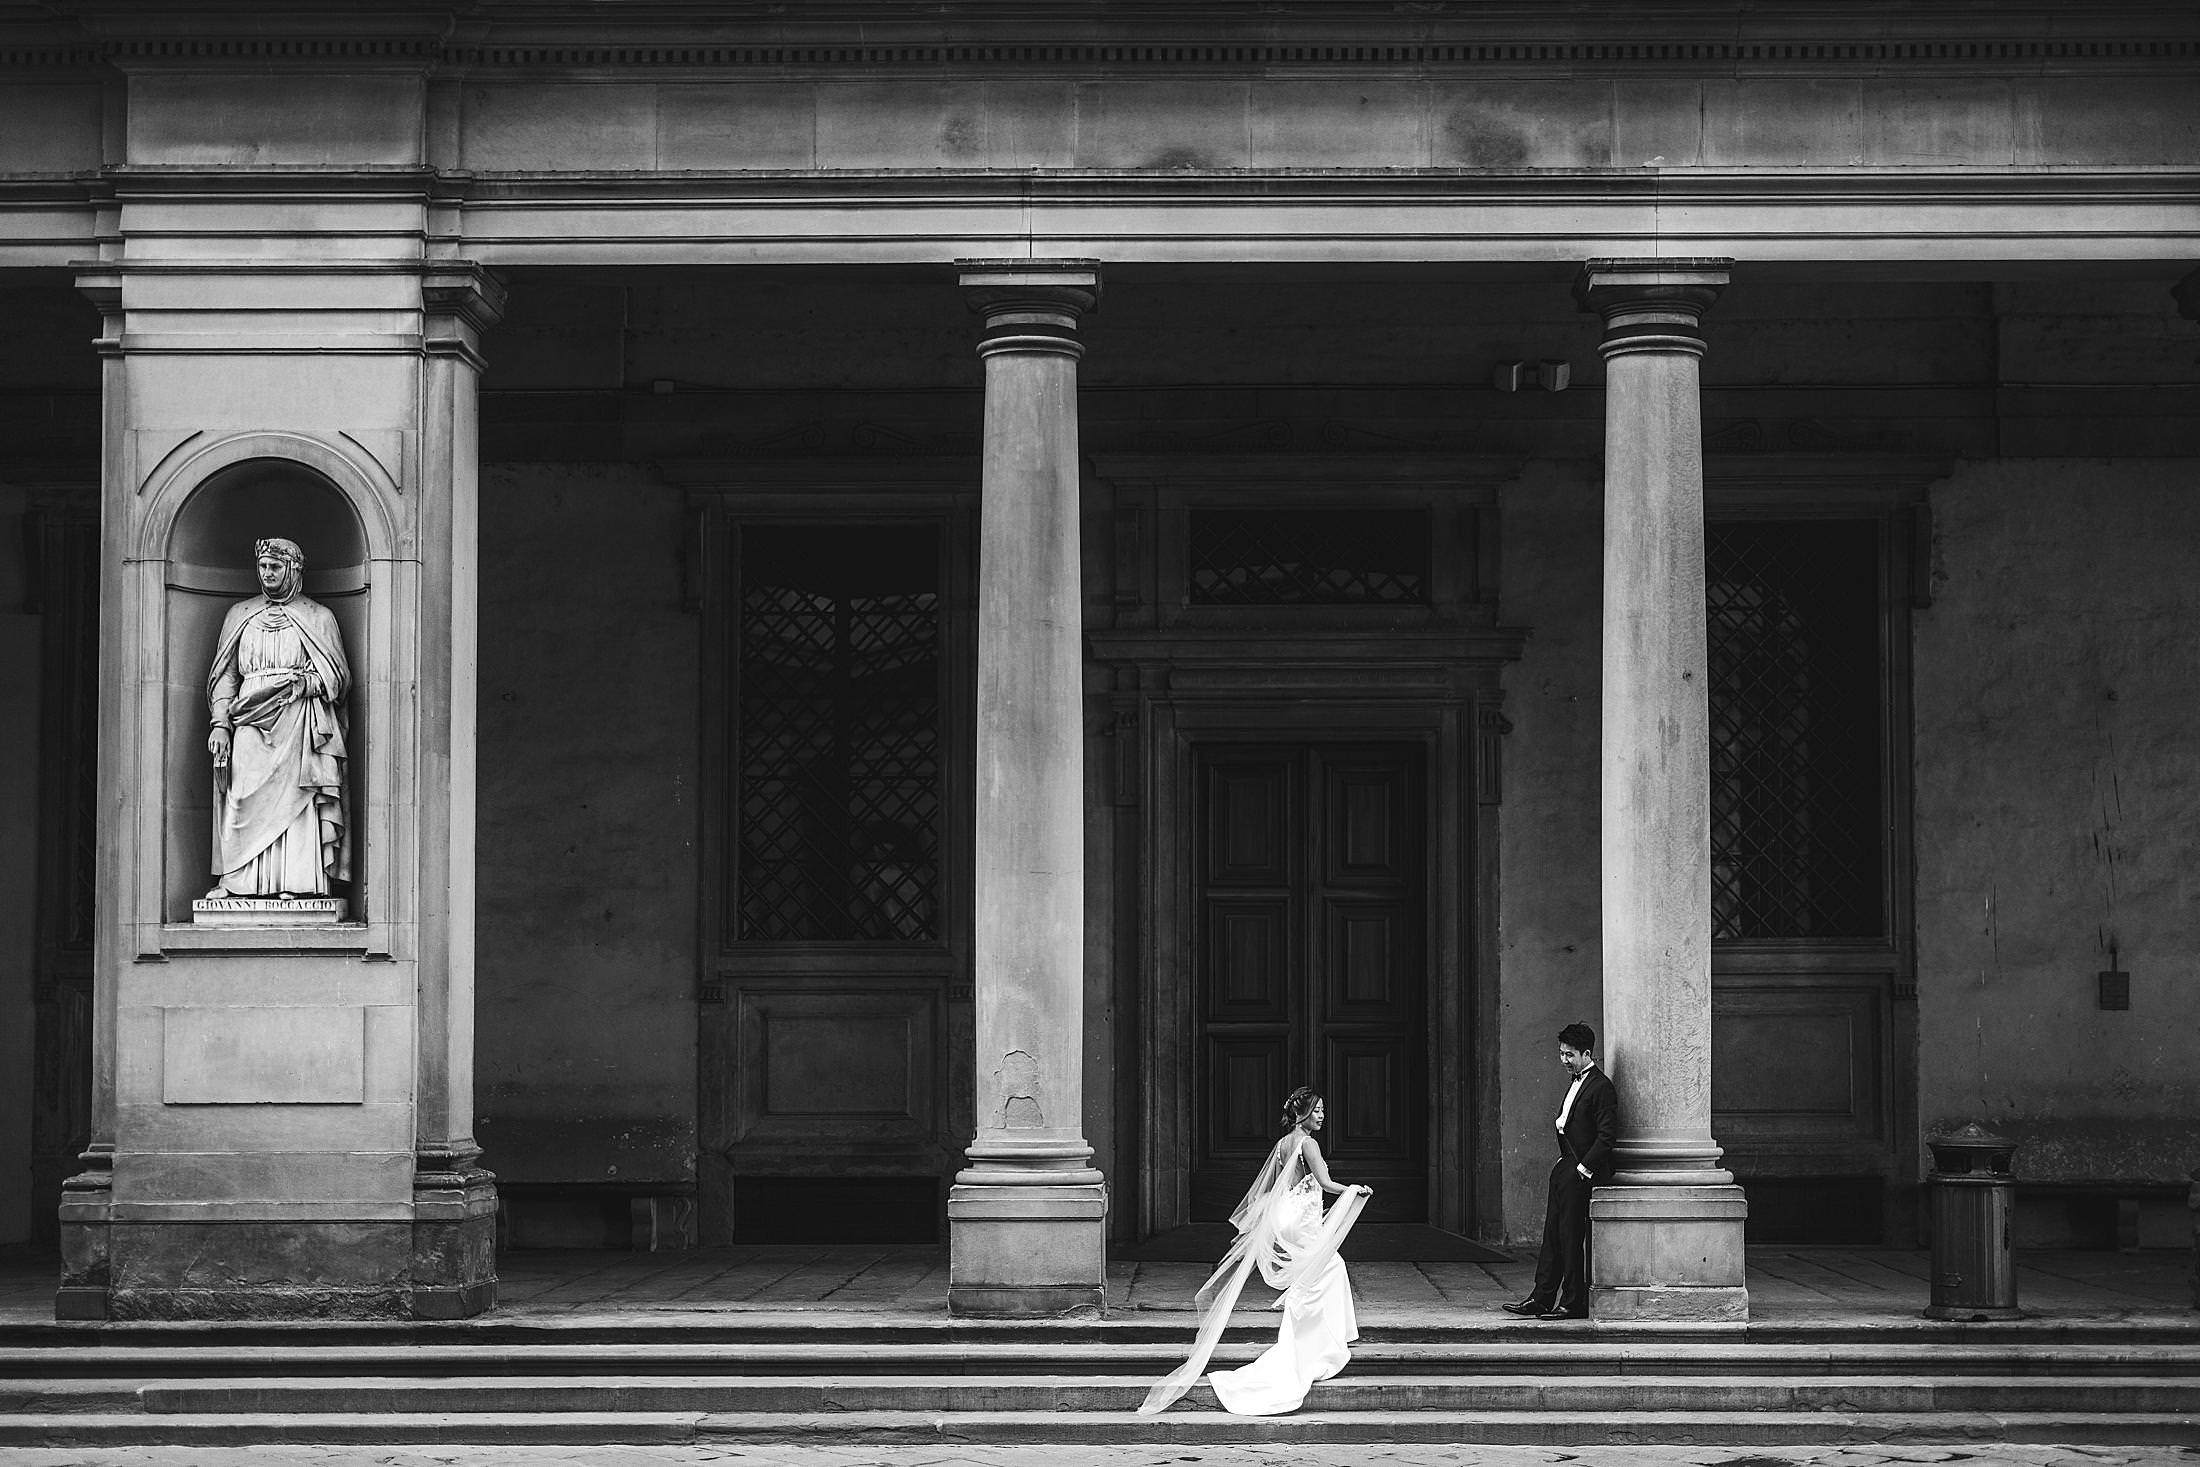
top-left (946, 1182), bottom-right (1107, 1319)
top-left (107, 1284), bottom-right (409, 1320)
top-left (411, 1162), bottom-right (499, 1320)
top-left (1589, 1185), bottom-right (1750, 1322)
top-left (1914, 462), bottom-right (2200, 1194)
top-left (159, 1006), bottom-right (366, 1106)
top-left (473, 462), bottom-right (699, 1211)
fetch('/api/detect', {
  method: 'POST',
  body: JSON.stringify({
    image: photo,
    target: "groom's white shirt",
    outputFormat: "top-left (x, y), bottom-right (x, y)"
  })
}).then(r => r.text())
top-left (1556, 1063), bottom-right (1596, 1179)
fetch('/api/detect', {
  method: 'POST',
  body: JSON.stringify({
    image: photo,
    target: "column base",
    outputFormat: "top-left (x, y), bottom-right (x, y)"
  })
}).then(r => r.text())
top-left (52, 1168), bottom-right (500, 1321)
top-left (947, 1179), bottom-right (1107, 1317)
top-left (1589, 1183), bottom-right (1750, 1322)
top-left (97, 1221), bottom-right (416, 1319)
top-left (56, 1166), bottom-right (113, 1320)
top-left (411, 1163), bottom-right (500, 1319)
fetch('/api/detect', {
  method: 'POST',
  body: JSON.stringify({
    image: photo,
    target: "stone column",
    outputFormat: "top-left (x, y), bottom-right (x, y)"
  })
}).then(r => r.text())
top-left (947, 261), bottom-right (1107, 1317)
top-left (1574, 258), bottom-right (1749, 1322)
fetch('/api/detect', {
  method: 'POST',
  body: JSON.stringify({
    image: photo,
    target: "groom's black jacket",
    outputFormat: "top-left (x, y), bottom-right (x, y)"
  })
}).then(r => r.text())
top-left (1555, 1067), bottom-right (1619, 1182)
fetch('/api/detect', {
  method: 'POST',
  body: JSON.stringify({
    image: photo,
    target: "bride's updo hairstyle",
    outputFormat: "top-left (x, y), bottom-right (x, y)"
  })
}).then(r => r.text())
top-left (1281, 1086), bottom-right (1322, 1131)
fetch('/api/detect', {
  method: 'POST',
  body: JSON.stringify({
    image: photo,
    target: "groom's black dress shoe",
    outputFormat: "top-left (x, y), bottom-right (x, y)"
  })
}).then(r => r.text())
top-left (1500, 1299), bottom-right (1548, 1317)
top-left (1537, 1307), bottom-right (1589, 1320)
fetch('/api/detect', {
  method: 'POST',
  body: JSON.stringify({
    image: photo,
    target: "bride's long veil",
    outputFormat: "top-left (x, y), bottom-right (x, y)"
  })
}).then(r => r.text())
top-left (1136, 1129), bottom-right (1371, 1415)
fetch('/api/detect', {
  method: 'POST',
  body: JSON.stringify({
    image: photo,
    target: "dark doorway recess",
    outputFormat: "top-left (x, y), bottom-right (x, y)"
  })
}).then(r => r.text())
top-left (731, 1177), bottom-right (941, 1244)
top-left (1191, 743), bottom-right (1429, 1224)
top-left (1740, 1177), bottom-right (1885, 1245)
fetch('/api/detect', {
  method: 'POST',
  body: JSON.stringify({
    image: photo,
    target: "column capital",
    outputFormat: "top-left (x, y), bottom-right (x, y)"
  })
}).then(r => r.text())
top-left (422, 263), bottom-right (509, 332)
top-left (958, 259), bottom-right (1101, 359)
top-left (423, 262), bottom-right (508, 369)
top-left (74, 268), bottom-right (124, 357)
top-left (1574, 258), bottom-right (1732, 360)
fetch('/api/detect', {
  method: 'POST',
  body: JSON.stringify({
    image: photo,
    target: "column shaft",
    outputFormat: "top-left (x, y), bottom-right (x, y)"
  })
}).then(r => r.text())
top-left (1576, 258), bottom-right (1749, 1322)
top-left (948, 261), bottom-right (1107, 1317)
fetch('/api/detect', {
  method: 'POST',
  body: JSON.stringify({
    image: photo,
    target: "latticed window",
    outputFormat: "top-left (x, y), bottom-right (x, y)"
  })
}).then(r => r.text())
top-left (735, 525), bottom-right (941, 943)
top-left (1189, 508), bottom-right (1430, 605)
top-left (1706, 521), bottom-right (1885, 942)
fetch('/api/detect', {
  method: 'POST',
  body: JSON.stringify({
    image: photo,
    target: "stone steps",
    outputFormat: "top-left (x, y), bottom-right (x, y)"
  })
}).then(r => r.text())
top-left (73, 1371), bottom-right (2200, 1414)
top-left (2, 1409), bottom-right (2197, 1448)
top-left (9, 1317), bottom-right (2197, 1348)
top-left (5, 1339), bottom-right (2200, 1378)
top-left (4, 1323), bottom-right (2195, 1447)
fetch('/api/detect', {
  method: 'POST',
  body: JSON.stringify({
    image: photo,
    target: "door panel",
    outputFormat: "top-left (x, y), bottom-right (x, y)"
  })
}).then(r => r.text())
top-left (1204, 899), bottom-right (1293, 1018)
top-left (1193, 744), bottom-right (1428, 1222)
top-left (1328, 765), bottom-right (1408, 881)
top-left (1323, 898), bottom-right (1415, 1019)
top-left (1327, 1038), bottom-right (1411, 1157)
top-left (1210, 762), bottom-right (1290, 884)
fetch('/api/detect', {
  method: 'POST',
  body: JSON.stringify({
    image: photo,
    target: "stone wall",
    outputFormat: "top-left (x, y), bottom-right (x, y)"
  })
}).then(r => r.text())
top-left (0, 486), bottom-right (39, 1243)
top-left (1914, 459), bottom-right (2200, 1205)
top-left (474, 462), bottom-right (701, 1234)
top-left (1493, 461), bottom-right (1607, 1243)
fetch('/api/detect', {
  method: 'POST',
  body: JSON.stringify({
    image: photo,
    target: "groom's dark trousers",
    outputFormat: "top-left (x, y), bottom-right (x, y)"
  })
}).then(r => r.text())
top-left (1527, 1066), bottom-right (1618, 1315)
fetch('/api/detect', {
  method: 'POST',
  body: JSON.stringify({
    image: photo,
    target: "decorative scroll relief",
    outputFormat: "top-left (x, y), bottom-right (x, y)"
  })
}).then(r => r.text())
top-left (161, 1006), bottom-right (366, 1106)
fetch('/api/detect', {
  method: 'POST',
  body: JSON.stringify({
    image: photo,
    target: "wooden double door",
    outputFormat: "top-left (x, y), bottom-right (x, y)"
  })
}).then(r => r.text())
top-left (1192, 743), bottom-right (1428, 1223)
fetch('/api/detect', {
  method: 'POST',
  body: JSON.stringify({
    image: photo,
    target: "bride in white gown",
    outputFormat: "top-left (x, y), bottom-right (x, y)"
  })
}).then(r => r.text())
top-left (1139, 1086), bottom-right (1373, 1416)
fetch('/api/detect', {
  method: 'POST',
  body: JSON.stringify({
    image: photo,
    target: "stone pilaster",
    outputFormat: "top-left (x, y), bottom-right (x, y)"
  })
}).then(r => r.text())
top-left (408, 266), bottom-right (506, 1319)
top-left (947, 261), bottom-right (1108, 1317)
top-left (56, 141), bottom-right (503, 1316)
top-left (1574, 258), bottom-right (1749, 1322)
top-left (53, 272), bottom-right (125, 1321)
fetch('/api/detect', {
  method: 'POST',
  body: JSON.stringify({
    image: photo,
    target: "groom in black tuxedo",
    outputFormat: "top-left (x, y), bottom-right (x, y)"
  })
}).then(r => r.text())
top-left (1503, 1022), bottom-right (1617, 1321)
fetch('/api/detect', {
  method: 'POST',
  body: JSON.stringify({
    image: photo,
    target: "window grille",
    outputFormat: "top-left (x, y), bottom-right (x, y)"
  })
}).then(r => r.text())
top-left (1706, 521), bottom-right (1884, 941)
top-left (735, 525), bottom-right (941, 942)
top-left (1189, 508), bottom-right (1430, 605)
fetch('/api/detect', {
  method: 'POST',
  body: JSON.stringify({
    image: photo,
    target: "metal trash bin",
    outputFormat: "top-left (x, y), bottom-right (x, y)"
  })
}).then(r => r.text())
top-left (1924, 1122), bottom-right (2021, 1320)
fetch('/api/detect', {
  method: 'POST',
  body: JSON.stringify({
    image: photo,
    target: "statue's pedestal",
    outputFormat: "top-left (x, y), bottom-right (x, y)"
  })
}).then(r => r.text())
top-left (191, 896), bottom-right (345, 926)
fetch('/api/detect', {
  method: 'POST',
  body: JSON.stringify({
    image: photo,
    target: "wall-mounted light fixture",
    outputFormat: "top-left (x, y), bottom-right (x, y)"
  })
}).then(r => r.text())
top-left (1493, 360), bottom-right (1571, 393)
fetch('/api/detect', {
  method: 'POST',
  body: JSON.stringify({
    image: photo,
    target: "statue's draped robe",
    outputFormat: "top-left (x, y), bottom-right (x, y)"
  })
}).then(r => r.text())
top-left (207, 594), bottom-right (351, 895)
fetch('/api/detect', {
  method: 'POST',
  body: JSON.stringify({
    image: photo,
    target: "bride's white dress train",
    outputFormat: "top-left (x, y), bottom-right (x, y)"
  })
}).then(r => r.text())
top-left (1138, 1131), bottom-right (1369, 1416)
top-left (1208, 1174), bottom-right (1361, 1414)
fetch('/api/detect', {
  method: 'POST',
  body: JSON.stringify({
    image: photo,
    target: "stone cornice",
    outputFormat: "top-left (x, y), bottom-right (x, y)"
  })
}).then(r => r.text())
top-left (431, 35), bottom-right (2200, 75)
top-left (450, 168), bottom-right (2200, 203)
top-left (9, 165), bottom-right (2200, 213)
top-left (7, 1), bottom-right (2200, 72)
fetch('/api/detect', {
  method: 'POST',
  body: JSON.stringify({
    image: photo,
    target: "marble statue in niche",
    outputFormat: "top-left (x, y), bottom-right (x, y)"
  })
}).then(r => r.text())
top-left (194, 536), bottom-right (351, 923)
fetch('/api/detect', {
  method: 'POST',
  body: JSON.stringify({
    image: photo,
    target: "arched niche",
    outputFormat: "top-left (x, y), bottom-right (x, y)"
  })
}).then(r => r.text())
top-left (161, 458), bottom-right (372, 925)
top-left (169, 458), bottom-right (370, 598)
